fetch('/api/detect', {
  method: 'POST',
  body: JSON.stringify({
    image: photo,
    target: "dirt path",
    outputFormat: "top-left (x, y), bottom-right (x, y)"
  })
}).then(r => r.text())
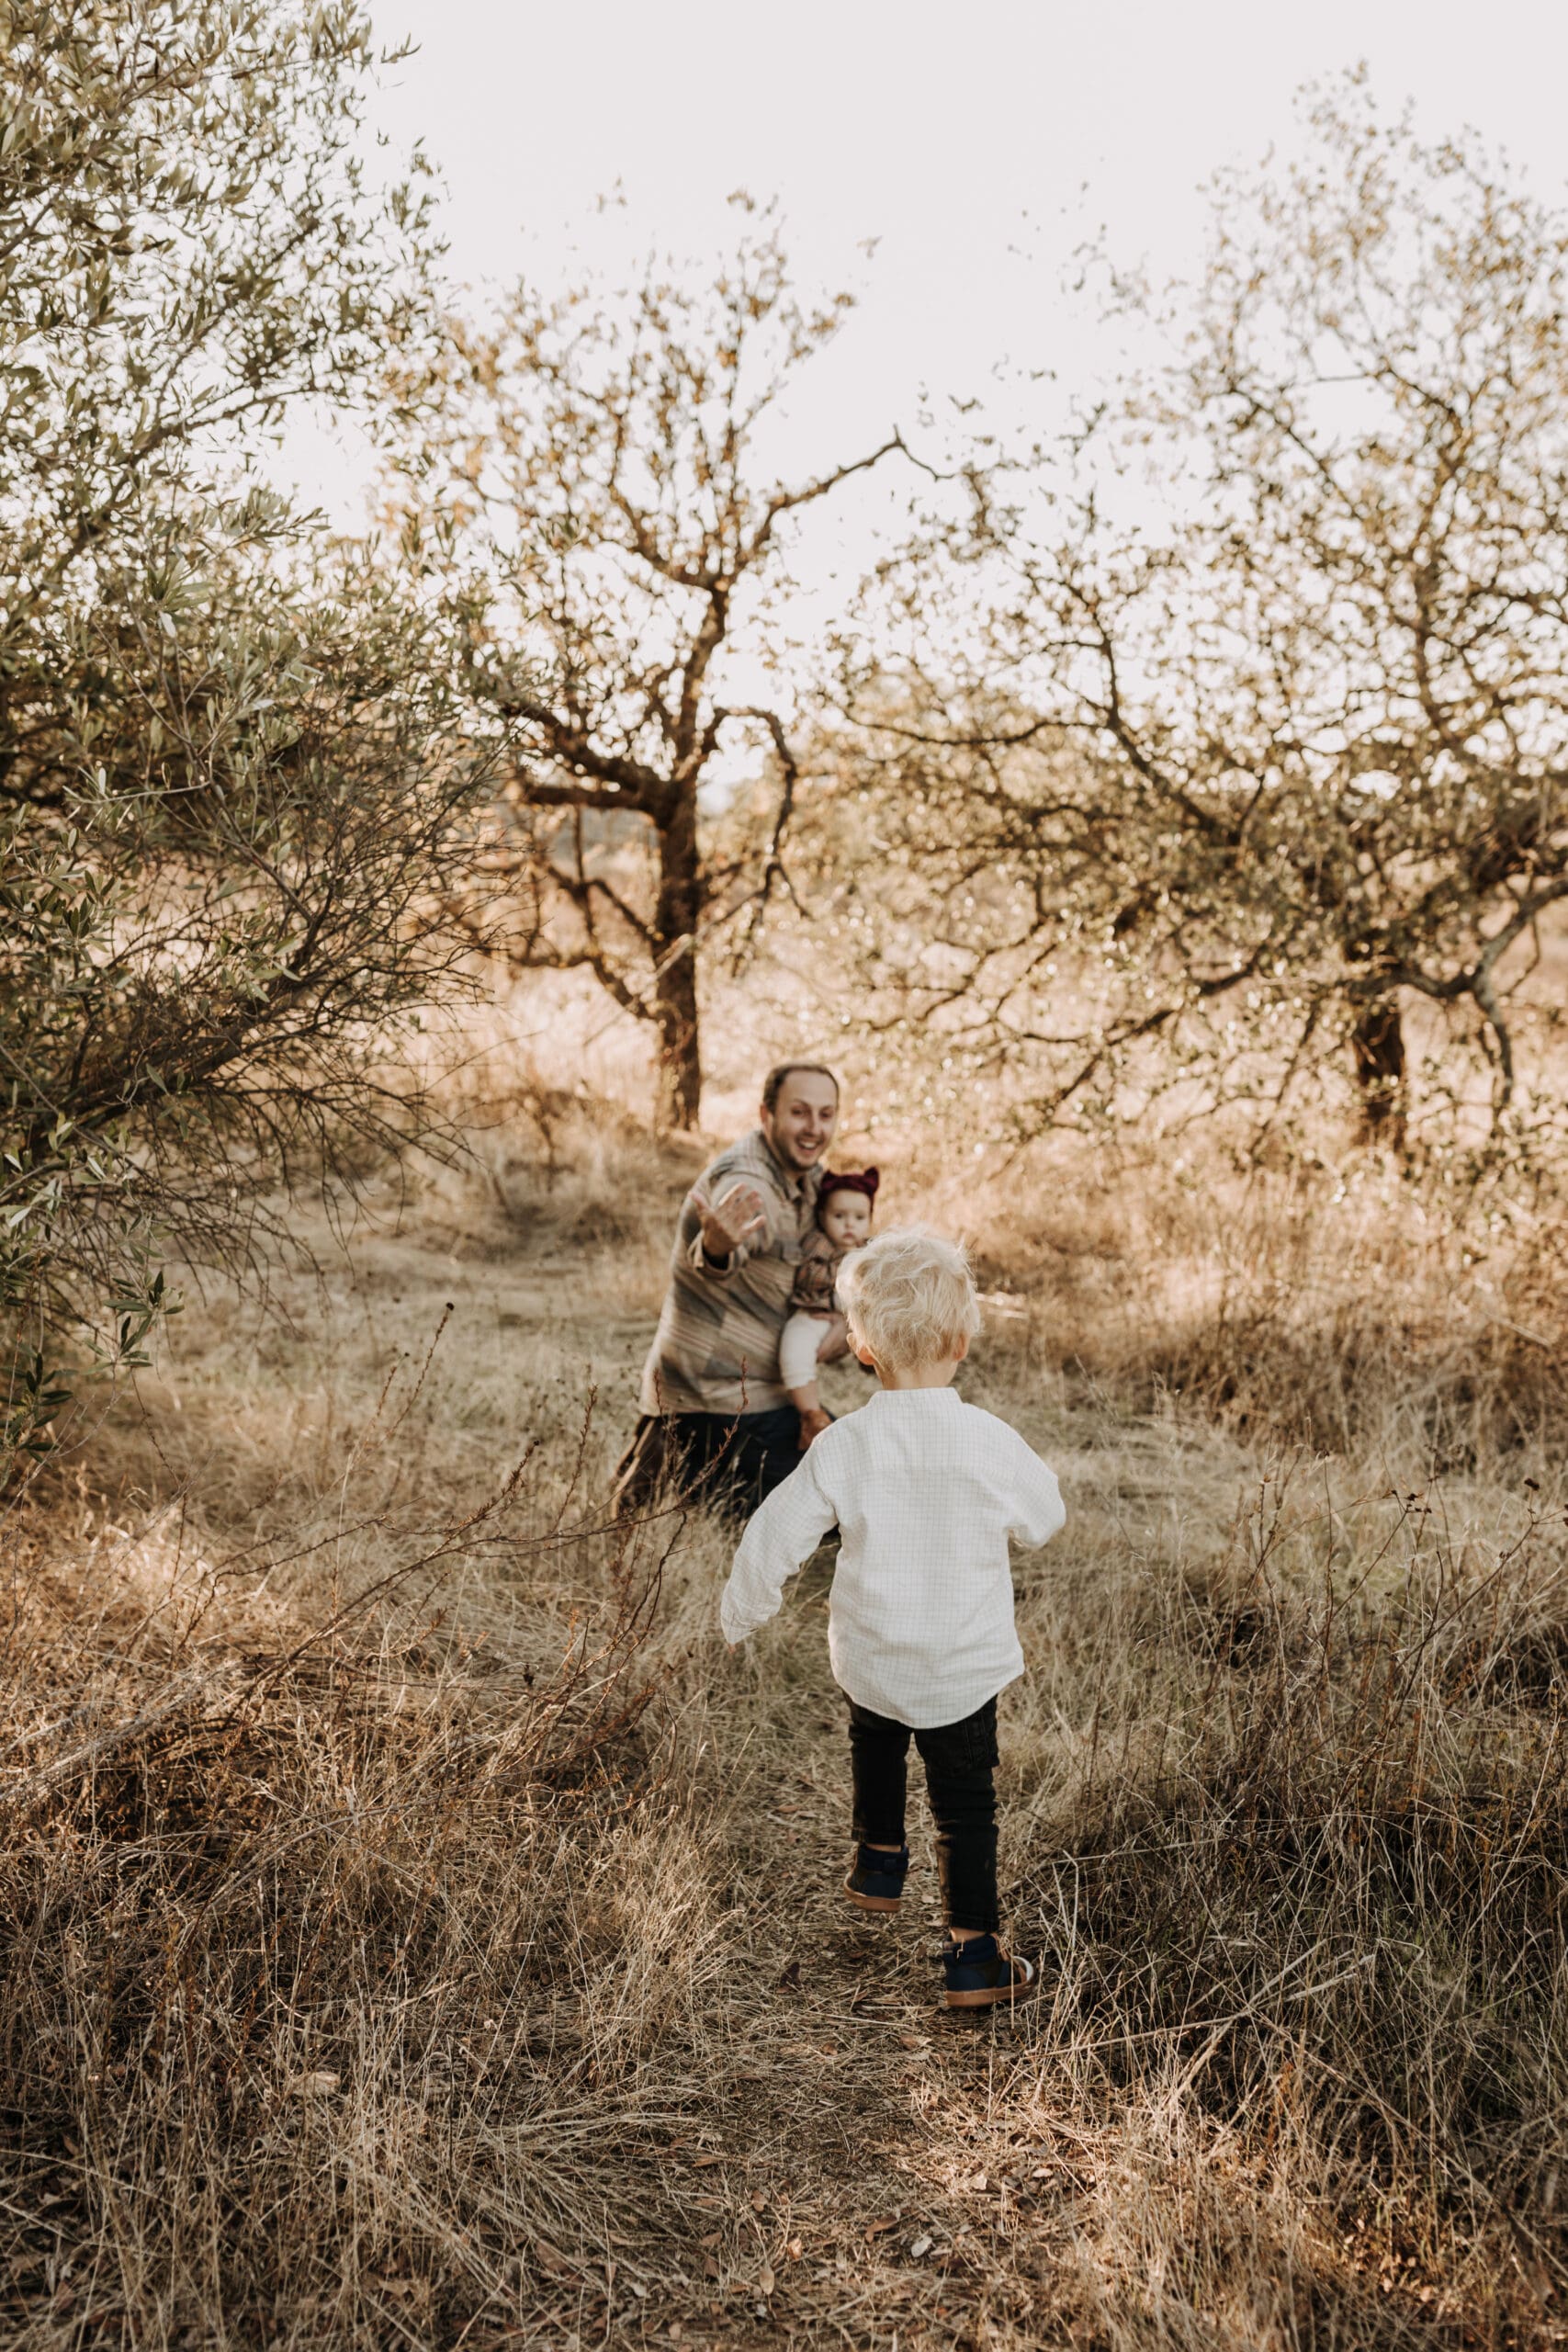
top-left (569, 1702), bottom-right (1082, 2352)
top-left (390, 1216), bottom-right (1077, 2346)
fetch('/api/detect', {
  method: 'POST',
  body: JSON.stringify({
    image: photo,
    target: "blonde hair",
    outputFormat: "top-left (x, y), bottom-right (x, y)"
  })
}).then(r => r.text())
top-left (837, 1226), bottom-right (982, 1370)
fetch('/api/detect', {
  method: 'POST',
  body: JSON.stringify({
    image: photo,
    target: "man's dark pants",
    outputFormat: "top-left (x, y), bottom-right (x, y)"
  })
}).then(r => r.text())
top-left (848, 1695), bottom-right (1000, 1934)
top-left (614, 1405), bottom-right (802, 1518)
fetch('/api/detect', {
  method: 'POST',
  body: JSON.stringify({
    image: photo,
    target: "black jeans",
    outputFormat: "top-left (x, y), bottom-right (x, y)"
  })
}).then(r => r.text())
top-left (848, 1696), bottom-right (999, 1934)
top-left (615, 1405), bottom-right (803, 1519)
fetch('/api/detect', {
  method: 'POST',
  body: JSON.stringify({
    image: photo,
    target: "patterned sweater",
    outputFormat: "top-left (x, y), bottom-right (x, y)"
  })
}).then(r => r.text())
top-left (789, 1228), bottom-right (842, 1312)
top-left (637, 1128), bottom-right (822, 1417)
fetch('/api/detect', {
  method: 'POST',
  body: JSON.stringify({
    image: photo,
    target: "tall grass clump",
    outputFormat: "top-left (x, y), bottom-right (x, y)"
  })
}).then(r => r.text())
top-left (0, 1327), bottom-right (716, 2348)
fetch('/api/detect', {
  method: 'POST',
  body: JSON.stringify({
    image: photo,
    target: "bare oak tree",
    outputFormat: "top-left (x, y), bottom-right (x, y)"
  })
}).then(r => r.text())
top-left (389, 207), bottom-right (908, 1126)
top-left (840, 85), bottom-right (1568, 1155)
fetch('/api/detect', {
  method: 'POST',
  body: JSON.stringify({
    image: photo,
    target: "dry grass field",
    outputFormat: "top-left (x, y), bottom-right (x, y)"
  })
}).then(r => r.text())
top-left (2, 1075), bottom-right (1566, 2351)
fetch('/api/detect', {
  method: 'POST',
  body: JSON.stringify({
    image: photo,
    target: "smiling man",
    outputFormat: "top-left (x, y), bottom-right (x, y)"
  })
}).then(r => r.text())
top-left (615, 1061), bottom-right (847, 1513)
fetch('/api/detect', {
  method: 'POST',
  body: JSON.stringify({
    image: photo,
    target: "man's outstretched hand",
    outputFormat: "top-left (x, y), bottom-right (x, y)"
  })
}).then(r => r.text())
top-left (691, 1181), bottom-right (768, 1261)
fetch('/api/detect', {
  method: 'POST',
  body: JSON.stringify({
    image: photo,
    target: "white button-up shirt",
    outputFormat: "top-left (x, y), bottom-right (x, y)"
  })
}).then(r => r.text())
top-left (719, 1386), bottom-right (1066, 1728)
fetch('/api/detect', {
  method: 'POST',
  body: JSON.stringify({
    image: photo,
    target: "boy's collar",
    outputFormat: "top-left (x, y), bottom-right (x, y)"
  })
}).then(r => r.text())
top-left (867, 1382), bottom-right (964, 1401)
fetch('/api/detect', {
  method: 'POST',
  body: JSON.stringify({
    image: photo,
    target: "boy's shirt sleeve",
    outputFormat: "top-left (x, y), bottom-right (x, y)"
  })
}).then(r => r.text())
top-left (1005, 1432), bottom-right (1066, 1548)
top-left (719, 1449), bottom-right (839, 1645)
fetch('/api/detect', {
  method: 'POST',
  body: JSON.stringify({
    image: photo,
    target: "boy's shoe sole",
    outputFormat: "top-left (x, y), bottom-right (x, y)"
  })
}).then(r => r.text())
top-left (843, 1878), bottom-right (903, 1913)
top-left (942, 1954), bottom-right (1040, 2009)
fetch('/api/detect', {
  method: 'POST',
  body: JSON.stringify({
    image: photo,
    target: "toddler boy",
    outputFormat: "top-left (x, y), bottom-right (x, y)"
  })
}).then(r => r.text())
top-left (720, 1227), bottom-right (1065, 2007)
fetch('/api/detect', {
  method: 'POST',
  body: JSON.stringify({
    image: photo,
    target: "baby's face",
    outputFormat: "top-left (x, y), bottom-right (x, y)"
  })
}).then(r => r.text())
top-left (820, 1191), bottom-right (874, 1251)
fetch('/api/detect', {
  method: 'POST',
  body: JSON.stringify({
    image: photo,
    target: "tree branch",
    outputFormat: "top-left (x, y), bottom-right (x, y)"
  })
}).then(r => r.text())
top-left (499, 771), bottom-right (649, 815)
top-left (717, 705), bottom-right (805, 967)
top-left (492, 698), bottom-right (663, 808)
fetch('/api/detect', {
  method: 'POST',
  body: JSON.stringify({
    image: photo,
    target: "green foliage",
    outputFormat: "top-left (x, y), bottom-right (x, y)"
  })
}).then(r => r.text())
top-left (2, 541), bottom-right (491, 1324)
top-left (0, 0), bottom-right (491, 1459)
top-left (0, 0), bottom-right (434, 590)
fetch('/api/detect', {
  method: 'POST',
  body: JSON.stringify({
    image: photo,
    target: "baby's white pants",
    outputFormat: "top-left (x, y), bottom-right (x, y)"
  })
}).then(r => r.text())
top-left (779, 1308), bottom-right (834, 1390)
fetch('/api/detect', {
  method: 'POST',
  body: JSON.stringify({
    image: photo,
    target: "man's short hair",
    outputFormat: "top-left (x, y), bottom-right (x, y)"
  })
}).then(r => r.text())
top-left (837, 1227), bottom-right (982, 1370)
top-left (761, 1060), bottom-right (840, 1115)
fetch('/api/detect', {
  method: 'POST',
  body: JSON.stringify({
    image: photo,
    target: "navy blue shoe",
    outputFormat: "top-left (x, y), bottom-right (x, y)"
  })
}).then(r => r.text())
top-left (843, 1842), bottom-right (911, 1913)
top-left (941, 1933), bottom-right (1039, 2009)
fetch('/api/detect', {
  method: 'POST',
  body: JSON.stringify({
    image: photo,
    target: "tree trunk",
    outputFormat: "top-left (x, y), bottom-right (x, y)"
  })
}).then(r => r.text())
top-left (651, 787), bottom-right (703, 1129)
top-left (1350, 996), bottom-right (1406, 1145)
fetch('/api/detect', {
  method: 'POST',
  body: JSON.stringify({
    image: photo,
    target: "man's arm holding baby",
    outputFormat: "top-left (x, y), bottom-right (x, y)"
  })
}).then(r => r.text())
top-left (719, 1449), bottom-right (840, 1648)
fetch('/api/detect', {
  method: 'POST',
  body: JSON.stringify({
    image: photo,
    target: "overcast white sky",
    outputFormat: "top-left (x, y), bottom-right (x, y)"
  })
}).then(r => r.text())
top-left (288, 0), bottom-right (1568, 558)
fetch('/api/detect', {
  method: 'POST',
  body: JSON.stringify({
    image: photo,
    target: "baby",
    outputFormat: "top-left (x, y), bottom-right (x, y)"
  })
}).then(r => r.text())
top-left (779, 1169), bottom-right (879, 1448)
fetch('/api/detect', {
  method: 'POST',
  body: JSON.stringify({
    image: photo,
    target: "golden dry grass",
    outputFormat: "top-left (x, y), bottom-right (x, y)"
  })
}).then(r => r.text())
top-left (2, 1089), bottom-right (1566, 2350)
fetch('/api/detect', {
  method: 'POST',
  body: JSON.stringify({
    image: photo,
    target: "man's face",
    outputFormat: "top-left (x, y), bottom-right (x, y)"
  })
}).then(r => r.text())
top-left (761, 1069), bottom-right (839, 1171)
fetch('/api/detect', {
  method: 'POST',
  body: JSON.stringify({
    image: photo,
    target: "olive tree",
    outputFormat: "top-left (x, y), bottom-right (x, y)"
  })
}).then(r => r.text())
top-left (388, 207), bottom-right (909, 1128)
top-left (1, 0), bottom-right (434, 697)
top-left (840, 86), bottom-right (1568, 1154)
top-left (0, 0), bottom-right (494, 1453)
